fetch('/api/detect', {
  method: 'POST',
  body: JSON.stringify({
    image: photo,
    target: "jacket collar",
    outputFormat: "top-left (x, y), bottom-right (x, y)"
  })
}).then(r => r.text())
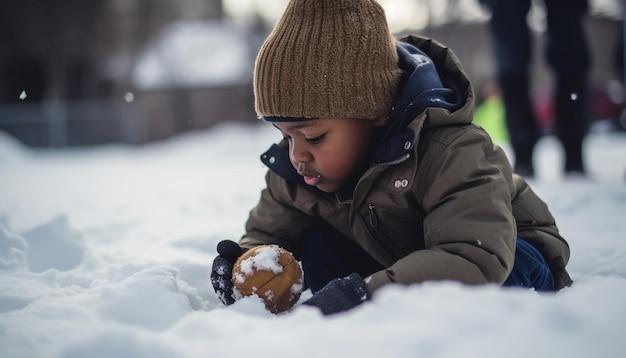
top-left (260, 141), bottom-right (306, 187)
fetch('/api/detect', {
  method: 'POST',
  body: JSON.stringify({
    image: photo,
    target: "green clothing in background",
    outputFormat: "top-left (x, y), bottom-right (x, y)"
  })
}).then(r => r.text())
top-left (473, 96), bottom-right (509, 145)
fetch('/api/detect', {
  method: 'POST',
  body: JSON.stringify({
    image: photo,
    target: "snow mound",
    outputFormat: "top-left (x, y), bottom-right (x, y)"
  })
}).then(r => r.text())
top-left (0, 223), bottom-right (28, 270)
top-left (95, 266), bottom-right (192, 330)
top-left (22, 215), bottom-right (85, 273)
top-left (0, 130), bottom-right (28, 164)
top-left (59, 329), bottom-right (181, 358)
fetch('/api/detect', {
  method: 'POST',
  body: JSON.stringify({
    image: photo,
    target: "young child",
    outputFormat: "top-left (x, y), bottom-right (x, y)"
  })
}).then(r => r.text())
top-left (211, 0), bottom-right (572, 315)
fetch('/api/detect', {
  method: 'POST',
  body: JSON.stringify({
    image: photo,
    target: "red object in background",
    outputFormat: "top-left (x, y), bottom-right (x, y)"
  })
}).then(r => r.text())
top-left (592, 89), bottom-right (624, 124)
top-left (534, 93), bottom-right (553, 132)
top-left (531, 86), bottom-right (625, 132)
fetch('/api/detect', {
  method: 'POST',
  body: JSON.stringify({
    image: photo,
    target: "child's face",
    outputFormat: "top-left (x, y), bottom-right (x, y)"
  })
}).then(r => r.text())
top-left (273, 118), bottom-right (375, 193)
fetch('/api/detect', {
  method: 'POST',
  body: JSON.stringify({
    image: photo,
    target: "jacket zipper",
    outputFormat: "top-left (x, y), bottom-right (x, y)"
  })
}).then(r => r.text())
top-left (368, 203), bottom-right (378, 228)
top-left (365, 203), bottom-right (399, 257)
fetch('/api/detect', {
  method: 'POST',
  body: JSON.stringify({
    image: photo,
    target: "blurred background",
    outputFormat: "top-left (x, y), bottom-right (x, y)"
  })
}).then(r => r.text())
top-left (0, 0), bottom-right (623, 147)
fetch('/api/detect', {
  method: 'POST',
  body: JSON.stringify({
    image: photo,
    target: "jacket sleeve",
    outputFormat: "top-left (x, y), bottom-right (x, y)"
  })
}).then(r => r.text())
top-left (510, 175), bottom-right (572, 288)
top-left (367, 126), bottom-right (516, 293)
top-left (240, 170), bottom-right (319, 254)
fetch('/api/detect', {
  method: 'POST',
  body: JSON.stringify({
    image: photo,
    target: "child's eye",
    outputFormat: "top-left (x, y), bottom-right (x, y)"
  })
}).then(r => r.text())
top-left (305, 133), bottom-right (326, 144)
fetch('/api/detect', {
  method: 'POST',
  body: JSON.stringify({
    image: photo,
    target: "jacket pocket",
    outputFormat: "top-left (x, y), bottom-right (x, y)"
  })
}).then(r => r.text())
top-left (361, 203), bottom-right (425, 259)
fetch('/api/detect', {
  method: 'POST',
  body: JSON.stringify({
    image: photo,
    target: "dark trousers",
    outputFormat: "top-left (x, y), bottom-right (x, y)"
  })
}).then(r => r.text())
top-left (485, 0), bottom-right (590, 173)
top-left (296, 226), bottom-right (555, 293)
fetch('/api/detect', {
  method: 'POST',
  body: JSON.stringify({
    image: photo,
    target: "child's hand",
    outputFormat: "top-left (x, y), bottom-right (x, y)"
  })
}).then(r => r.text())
top-left (301, 273), bottom-right (369, 315)
top-left (210, 240), bottom-right (244, 305)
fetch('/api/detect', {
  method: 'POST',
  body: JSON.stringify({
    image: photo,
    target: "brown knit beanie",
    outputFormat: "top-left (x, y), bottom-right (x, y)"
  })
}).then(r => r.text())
top-left (254, 0), bottom-right (403, 125)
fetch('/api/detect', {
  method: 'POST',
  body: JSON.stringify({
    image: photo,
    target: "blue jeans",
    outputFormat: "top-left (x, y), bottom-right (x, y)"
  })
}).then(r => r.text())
top-left (296, 225), bottom-right (555, 293)
top-left (503, 238), bottom-right (555, 291)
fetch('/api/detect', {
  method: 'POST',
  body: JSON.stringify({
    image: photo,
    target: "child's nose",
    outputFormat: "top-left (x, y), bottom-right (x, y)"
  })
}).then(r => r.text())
top-left (289, 142), bottom-right (313, 163)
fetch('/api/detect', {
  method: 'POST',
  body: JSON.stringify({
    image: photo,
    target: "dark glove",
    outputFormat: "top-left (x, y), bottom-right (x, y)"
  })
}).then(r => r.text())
top-left (210, 240), bottom-right (244, 305)
top-left (302, 273), bottom-right (370, 315)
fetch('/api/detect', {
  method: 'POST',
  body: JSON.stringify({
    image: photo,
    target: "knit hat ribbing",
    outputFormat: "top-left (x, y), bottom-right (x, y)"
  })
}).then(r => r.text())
top-left (253, 0), bottom-right (403, 124)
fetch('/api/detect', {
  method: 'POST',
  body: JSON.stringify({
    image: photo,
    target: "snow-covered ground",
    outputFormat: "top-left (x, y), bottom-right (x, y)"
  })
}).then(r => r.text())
top-left (1, 124), bottom-right (625, 357)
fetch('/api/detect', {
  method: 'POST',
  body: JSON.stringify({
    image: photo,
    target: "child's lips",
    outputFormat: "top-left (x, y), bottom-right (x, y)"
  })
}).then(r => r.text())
top-left (302, 173), bottom-right (322, 186)
top-left (297, 163), bottom-right (322, 186)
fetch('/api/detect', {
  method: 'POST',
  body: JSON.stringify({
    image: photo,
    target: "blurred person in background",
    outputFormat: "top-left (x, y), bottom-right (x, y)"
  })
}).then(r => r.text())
top-left (481, 0), bottom-right (591, 176)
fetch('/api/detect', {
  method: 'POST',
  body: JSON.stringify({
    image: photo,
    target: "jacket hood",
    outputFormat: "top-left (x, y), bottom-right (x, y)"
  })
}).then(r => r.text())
top-left (388, 36), bottom-right (475, 132)
top-left (366, 36), bottom-right (474, 166)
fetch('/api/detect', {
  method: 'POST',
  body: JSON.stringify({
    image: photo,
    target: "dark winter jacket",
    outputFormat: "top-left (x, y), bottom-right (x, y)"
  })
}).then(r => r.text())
top-left (240, 36), bottom-right (572, 294)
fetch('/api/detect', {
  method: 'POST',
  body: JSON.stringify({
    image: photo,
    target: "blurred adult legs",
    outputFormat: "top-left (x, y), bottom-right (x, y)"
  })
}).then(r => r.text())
top-left (487, 0), bottom-right (590, 175)
top-left (545, 0), bottom-right (590, 173)
top-left (499, 75), bottom-right (540, 176)
top-left (488, 0), bottom-right (539, 176)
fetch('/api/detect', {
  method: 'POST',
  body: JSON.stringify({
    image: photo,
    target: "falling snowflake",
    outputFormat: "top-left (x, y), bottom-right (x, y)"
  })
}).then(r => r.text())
top-left (124, 92), bottom-right (135, 103)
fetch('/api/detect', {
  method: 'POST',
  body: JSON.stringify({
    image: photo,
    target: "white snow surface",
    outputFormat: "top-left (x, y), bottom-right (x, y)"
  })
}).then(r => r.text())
top-left (1, 123), bottom-right (626, 357)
